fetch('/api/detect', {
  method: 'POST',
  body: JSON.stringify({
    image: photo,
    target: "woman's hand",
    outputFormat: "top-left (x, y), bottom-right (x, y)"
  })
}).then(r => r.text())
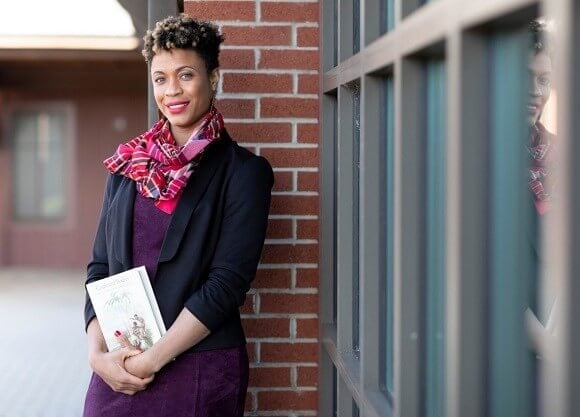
top-left (115, 330), bottom-right (159, 379)
top-left (89, 348), bottom-right (154, 395)
top-left (124, 350), bottom-right (159, 379)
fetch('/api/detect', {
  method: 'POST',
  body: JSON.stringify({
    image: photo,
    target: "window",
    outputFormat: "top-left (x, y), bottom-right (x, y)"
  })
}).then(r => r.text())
top-left (352, 81), bottom-right (361, 358)
top-left (10, 105), bottom-right (71, 222)
top-left (320, 1), bottom-right (577, 417)
top-left (380, 76), bottom-right (395, 396)
top-left (487, 28), bottom-right (535, 417)
top-left (424, 58), bottom-right (446, 417)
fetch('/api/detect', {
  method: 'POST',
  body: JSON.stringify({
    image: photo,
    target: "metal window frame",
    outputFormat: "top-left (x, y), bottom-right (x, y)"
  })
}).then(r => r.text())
top-left (319, 0), bottom-right (579, 416)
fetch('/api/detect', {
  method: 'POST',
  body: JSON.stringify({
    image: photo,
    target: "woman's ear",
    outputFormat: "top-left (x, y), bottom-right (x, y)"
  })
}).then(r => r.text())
top-left (210, 69), bottom-right (220, 92)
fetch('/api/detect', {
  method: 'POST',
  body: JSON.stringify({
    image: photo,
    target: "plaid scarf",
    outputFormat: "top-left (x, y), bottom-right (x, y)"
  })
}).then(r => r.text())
top-left (104, 106), bottom-right (224, 214)
top-left (528, 121), bottom-right (555, 215)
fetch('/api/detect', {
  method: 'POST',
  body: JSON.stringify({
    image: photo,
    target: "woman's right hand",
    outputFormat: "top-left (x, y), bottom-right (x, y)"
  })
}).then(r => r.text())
top-left (89, 347), bottom-right (154, 395)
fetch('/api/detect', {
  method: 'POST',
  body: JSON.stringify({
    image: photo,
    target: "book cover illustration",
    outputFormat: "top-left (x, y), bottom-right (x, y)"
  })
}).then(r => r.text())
top-left (86, 266), bottom-right (166, 352)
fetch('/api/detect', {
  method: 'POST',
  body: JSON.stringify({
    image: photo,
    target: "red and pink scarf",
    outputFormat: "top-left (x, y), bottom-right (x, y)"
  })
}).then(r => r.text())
top-left (104, 106), bottom-right (224, 214)
top-left (528, 121), bottom-right (556, 215)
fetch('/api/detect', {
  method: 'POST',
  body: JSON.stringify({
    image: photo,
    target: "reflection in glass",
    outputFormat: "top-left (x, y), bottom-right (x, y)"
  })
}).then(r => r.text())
top-left (380, 77), bottom-right (395, 396)
top-left (525, 19), bottom-right (558, 417)
top-left (380, 0), bottom-right (395, 33)
top-left (488, 27), bottom-right (534, 417)
top-left (424, 59), bottom-right (446, 417)
top-left (12, 110), bottom-right (67, 221)
top-left (352, 82), bottom-right (361, 357)
top-left (353, 0), bottom-right (360, 54)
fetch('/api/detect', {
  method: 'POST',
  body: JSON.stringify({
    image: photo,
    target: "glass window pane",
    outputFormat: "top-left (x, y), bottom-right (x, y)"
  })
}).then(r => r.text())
top-left (380, 76), bottom-right (395, 395)
top-left (353, 0), bottom-right (360, 54)
top-left (380, 0), bottom-right (395, 33)
top-left (11, 109), bottom-right (67, 221)
top-left (424, 59), bottom-right (447, 417)
top-left (352, 82), bottom-right (361, 357)
top-left (333, 96), bottom-right (339, 323)
top-left (488, 28), bottom-right (534, 417)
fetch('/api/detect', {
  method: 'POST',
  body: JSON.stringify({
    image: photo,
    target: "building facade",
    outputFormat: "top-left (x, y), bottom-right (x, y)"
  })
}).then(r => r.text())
top-left (2, 0), bottom-right (580, 416)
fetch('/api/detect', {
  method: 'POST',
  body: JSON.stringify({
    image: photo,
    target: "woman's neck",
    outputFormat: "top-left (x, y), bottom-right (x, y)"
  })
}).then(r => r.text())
top-left (171, 113), bottom-right (209, 146)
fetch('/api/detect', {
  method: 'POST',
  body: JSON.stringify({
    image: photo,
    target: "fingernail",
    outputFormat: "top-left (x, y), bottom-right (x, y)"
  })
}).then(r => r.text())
top-left (114, 330), bottom-right (122, 337)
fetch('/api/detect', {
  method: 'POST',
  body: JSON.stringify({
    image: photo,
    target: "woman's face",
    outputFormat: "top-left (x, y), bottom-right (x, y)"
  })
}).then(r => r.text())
top-left (151, 48), bottom-right (219, 141)
top-left (528, 51), bottom-right (553, 126)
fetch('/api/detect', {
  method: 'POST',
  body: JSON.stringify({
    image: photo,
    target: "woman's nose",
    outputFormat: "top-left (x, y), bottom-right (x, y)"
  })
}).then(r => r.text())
top-left (165, 77), bottom-right (182, 96)
top-left (530, 77), bottom-right (542, 96)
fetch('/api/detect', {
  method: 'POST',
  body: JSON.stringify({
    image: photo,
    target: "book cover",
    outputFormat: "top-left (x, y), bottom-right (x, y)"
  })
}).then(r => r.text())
top-left (86, 266), bottom-right (167, 352)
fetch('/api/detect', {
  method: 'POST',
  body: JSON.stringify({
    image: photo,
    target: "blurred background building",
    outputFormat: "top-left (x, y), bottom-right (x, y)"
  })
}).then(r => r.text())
top-left (1, 0), bottom-right (579, 417)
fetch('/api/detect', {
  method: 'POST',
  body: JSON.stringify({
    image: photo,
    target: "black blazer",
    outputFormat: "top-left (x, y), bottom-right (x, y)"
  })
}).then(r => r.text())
top-left (84, 130), bottom-right (274, 352)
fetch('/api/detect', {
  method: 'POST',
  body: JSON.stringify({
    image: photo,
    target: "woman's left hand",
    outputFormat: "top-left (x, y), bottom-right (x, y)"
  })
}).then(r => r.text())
top-left (115, 331), bottom-right (158, 379)
top-left (124, 351), bottom-right (158, 379)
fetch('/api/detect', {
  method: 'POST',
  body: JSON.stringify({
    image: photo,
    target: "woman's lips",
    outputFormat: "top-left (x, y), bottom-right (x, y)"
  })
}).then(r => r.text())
top-left (166, 101), bottom-right (189, 114)
top-left (527, 104), bottom-right (539, 115)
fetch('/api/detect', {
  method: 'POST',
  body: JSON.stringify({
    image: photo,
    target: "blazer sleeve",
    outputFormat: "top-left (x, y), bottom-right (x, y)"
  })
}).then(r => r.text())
top-left (184, 155), bottom-right (274, 332)
top-left (83, 174), bottom-right (114, 330)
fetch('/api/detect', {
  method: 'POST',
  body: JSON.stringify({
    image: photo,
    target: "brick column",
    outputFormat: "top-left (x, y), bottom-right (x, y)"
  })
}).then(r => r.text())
top-left (184, 1), bottom-right (320, 415)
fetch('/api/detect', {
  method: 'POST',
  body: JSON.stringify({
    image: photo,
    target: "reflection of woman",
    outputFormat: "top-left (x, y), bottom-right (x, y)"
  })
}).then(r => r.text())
top-left (525, 19), bottom-right (558, 361)
top-left (527, 20), bottom-right (555, 215)
top-left (83, 15), bottom-right (273, 417)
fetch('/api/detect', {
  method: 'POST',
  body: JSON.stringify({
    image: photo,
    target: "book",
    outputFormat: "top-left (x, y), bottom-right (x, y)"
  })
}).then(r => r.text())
top-left (86, 266), bottom-right (166, 352)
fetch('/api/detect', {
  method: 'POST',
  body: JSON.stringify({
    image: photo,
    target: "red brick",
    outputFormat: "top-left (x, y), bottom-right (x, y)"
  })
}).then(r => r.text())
top-left (257, 390), bottom-right (318, 410)
top-left (260, 293), bottom-right (318, 313)
top-left (297, 366), bottom-right (318, 386)
top-left (245, 391), bottom-right (256, 411)
top-left (296, 268), bottom-right (318, 288)
top-left (266, 218), bottom-right (293, 239)
top-left (261, 97), bottom-right (319, 118)
top-left (216, 98), bottom-right (255, 118)
top-left (270, 195), bottom-right (319, 215)
top-left (254, 268), bottom-right (292, 288)
top-left (296, 319), bottom-right (318, 338)
top-left (260, 50), bottom-right (320, 70)
top-left (297, 74), bottom-right (319, 94)
top-left (297, 27), bottom-right (319, 47)
top-left (297, 171), bottom-right (318, 191)
top-left (246, 342), bottom-right (258, 362)
top-left (240, 293), bottom-right (256, 314)
top-left (297, 218), bottom-right (318, 240)
top-left (220, 49), bottom-right (255, 69)
top-left (262, 243), bottom-right (318, 263)
top-left (261, 3), bottom-right (319, 22)
top-left (260, 147), bottom-right (319, 167)
top-left (185, 1), bottom-right (255, 21)
top-left (272, 171), bottom-right (293, 191)
top-left (223, 25), bottom-right (292, 46)
top-left (228, 122), bottom-right (292, 143)
top-left (250, 366), bottom-right (292, 387)
top-left (223, 73), bottom-right (293, 93)
top-left (243, 317), bottom-right (290, 338)
top-left (297, 123), bottom-right (319, 143)
top-left (261, 342), bottom-right (319, 363)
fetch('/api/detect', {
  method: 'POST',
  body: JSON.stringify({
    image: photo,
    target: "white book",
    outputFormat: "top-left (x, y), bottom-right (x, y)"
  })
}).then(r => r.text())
top-left (86, 266), bottom-right (167, 352)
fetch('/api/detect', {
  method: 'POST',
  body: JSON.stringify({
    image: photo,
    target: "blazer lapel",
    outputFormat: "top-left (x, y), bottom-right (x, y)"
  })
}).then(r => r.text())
top-left (158, 137), bottom-right (228, 262)
top-left (110, 176), bottom-right (136, 266)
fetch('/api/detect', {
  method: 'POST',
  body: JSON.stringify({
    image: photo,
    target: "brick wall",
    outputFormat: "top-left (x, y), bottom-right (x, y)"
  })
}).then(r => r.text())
top-left (184, 0), bottom-right (320, 415)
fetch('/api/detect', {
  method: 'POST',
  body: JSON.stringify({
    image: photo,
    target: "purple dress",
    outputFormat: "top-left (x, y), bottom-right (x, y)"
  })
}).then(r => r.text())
top-left (83, 193), bottom-right (249, 417)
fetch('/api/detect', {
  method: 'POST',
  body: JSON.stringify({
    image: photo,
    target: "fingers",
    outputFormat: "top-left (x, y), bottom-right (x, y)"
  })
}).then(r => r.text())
top-left (114, 330), bottom-right (133, 349)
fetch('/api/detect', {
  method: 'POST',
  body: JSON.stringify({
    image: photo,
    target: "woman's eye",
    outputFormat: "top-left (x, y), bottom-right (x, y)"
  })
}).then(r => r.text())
top-left (154, 77), bottom-right (165, 84)
top-left (180, 72), bottom-right (193, 80)
top-left (539, 76), bottom-right (551, 86)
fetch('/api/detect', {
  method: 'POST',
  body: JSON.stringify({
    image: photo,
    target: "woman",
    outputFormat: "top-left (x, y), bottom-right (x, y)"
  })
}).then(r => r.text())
top-left (527, 19), bottom-right (555, 215)
top-left (83, 15), bottom-right (273, 417)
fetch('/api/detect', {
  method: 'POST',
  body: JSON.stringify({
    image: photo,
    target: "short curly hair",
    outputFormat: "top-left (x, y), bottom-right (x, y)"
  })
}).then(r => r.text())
top-left (529, 19), bottom-right (553, 57)
top-left (142, 14), bottom-right (225, 72)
